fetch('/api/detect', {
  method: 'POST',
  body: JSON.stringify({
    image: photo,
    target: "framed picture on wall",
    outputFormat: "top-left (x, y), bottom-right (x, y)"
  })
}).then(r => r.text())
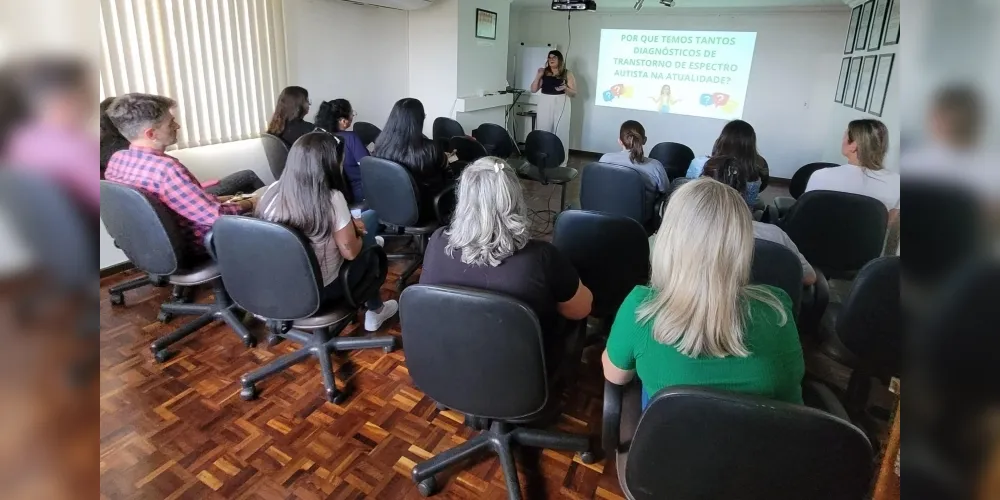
top-left (844, 56), bottom-right (862, 107)
top-left (867, 0), bottom-right (890, 51)
top-left (475, 8), bottom-right (498, 40)
top-left (845, 5), bottom-right (861, 54)
top-left (883, 0), bottom-right (901, 46)
top-left (855, 0), bottom-right (875, 50)
top-left (868, 53), bottom-right (895, 116)
top-left (835, 57), bottom-right (852, 103)
top-left (855, 55), bottom-right (878, 112)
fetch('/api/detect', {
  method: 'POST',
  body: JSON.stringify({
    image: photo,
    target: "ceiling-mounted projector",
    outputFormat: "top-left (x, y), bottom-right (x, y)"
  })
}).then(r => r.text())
top-left (551, 0), bottom-right (596, 11)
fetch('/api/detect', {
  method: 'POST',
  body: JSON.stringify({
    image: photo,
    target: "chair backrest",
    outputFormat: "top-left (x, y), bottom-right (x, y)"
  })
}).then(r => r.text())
top-left (449, 136), bottom-right (489, 163)
top-left (400, 285), bottom-right (548, 419)
top-left (432, 117), bottom-right (465, 142)
top-left (353, 122), bottom-right (381, 146)
top-left (472, 123), bottom-right (516, 158)
top-left (210, 216), bottom-right (323, 320)
top-left (901, 180), bottom-right (981, 283)
top-left (553, 210), bottom-right (649, 318)
top-left (0, 171), bottom-right (94, 288)
top-left (579, 162), bottom-right (647, 227)
top-left (261, 133), bottom-right (289, 181)
top-left (648, 142), bottom-right (694, 181)
top-left (99, 181), bottom-right (186, 276)
top-left (836, 256), bottom-right (900, 378)
top-left (750, 238), bottom-right (804, 316)
top-left (780, 190), bottom-right (887, 278)
top-left (626, 386), bottom-right (873, 500)
top-left (359, 156), bottom-right (422, 227)
top-left (789, 162), bottom-right (837, 199)
top-left (524, 130), bottom-right (565, 170)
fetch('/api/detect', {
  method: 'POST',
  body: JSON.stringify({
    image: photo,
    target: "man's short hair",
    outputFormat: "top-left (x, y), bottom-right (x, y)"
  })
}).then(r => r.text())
top-left (106, 93), bottom-right (176, 140)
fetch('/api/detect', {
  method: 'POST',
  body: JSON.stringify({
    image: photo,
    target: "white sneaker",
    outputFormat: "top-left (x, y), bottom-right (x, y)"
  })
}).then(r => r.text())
top-left (375, 236), bottom-right (385, 247)
top-left (365, 299), bottom-right (398, 331)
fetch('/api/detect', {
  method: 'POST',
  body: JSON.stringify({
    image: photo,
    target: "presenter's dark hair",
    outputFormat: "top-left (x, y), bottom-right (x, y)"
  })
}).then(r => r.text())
top-left (373, 98), bottom-right (443, 177)
top-left (711, 119), bottom-right (760, 181)
top-left (266, 86), bottom-right (309, 136)
top-left (258, 132), bottom-right (352, 235)
top-left (546, 50), bottom-right (567, 78)
top-left (619, 120), bottom-right (648, 164)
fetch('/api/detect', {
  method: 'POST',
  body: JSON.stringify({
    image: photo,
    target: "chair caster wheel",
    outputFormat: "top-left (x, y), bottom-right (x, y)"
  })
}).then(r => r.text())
top-left (240, 385), bottom-right (258, 401)
top-left (383, 344), bottom-right (395, 353)
top-left (153, 349), bottom-right (174, 363)
top-left (266, 334), bottom-right (284, 347)
top-left (243, 336), bottom-right (257, 348)
top-left (417, 477), bottom-right (438, 497)
top-left (110, 292), bottom-right (125, 306)
top-left (579, 451), bottom-right (598, 465)
top-left (326, 389), bottom-right (348, 405)
top-left (157, 311), bottom-right (174, 324)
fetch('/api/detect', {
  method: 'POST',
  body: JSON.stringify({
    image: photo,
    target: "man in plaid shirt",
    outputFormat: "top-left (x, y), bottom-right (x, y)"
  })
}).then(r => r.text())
top-left (104, 93), bottom-right (256, 257)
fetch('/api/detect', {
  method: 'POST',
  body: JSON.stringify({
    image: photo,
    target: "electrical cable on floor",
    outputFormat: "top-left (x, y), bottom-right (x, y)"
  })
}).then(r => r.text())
top-left (527, 185), bottom-right (559, 239)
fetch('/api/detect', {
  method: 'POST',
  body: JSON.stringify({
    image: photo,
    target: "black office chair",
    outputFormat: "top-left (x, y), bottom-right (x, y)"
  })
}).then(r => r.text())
top-left (773, 162), bottom-right (838, 215)
top-left (648, 142), bottom-right (694, 182)
top-left (901, 180), bottom-right (981, 285)
top-left (579, 162), bottom-right (653, 232)
top-left (603, 384), bottom-right (873, 500)
top-left (472, 123), bottom-right (517, 158)
top-left (260, 133), bottom-right (289, 181)
top-left (360, 157), bottom-right (441, 291)
top-left (815, 256), bottom-right (900, 422)
top-left (448, 135), bottom-right (488, 163)
top-left (99, 181), bottom-right (255, 362)
top-left (750, 238), bottom-right (804, 317)
top-left (353, 121), bottom-right (381, 147)
top-left (208, 216), bottom-right (395, 403)
top-left (518, 130), bottom-right (577, 211)
top-left (553, 210), bottom-right (649, 327)
top-left (432, 117), bottom-right (464, 142)
top-left (400, 285), bottom-right (594, 498)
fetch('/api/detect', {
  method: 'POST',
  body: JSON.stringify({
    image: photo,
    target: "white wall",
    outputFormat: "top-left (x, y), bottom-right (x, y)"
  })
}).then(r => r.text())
top-left (455, 0), bottom-right (512, 131)
top-left (510, 7), bottom-right (849, 178)
top-left (408, 0), bottom-right (460, 136)
top-left (283, 0), bottom-right (408, 129)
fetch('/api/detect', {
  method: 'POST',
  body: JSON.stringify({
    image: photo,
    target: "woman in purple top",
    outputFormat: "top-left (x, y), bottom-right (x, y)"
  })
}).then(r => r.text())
top-left (316, 99), bottom-right (367, 202)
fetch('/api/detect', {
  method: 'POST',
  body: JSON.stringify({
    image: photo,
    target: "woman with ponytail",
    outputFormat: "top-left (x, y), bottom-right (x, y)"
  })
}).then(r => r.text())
top-left (599, 120), bottom-right (669, 224)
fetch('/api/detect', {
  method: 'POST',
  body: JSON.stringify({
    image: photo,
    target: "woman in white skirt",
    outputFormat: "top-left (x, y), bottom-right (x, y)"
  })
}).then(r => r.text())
top-left (530, 50), bottom-right (576, 166)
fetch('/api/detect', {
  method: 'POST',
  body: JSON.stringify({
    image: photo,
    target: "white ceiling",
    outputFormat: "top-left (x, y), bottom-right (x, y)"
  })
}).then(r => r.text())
top-left (513, 0), bottom-right (847, 9)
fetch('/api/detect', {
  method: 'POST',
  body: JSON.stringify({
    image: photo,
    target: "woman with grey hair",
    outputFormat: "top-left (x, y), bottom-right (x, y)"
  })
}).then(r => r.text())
top-left (420, 157), bottom-right (593, 354)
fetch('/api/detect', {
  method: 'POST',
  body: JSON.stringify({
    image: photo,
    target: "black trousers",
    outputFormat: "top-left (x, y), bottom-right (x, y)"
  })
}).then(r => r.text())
top-left (203, 170), bottom-right (265, 197)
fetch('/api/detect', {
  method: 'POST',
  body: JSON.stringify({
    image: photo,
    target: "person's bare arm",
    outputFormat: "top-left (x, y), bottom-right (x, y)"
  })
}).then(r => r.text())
top-left (333, 222), bottom-right (363, 261)
top-left (530, 67), bottom-right (544, 93)
top-left (885, 208), bottom-right (900, 255)
top-left (562, 72), bottom-right (578, 97)
top-left (557, 280), bottom-right (593, 320)
top-left (602, 350), bottom-right (636, 385)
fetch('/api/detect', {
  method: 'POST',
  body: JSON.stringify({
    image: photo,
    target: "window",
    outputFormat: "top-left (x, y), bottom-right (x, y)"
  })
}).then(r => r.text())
top-left (99, 0), bottom-right (286, 149)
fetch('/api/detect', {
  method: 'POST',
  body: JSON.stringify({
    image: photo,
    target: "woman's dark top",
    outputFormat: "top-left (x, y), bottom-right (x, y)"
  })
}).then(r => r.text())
top-left (100, 134), bottom-right (131, 179)
top-left (336, 130), bottom-right (369, 202)
top-left (540, 73), bottom-right (566, 95)
top-left (277, 118), bottom-right (316, 147)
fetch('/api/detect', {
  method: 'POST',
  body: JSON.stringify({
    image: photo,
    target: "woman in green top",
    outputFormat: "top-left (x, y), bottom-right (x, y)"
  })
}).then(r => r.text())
top-left (602, 178), bottom-right (805, 407)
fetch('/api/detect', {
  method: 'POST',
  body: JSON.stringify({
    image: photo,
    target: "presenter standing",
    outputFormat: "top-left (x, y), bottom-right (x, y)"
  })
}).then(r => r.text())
top-left (531, 50), bottom-right (576, 165)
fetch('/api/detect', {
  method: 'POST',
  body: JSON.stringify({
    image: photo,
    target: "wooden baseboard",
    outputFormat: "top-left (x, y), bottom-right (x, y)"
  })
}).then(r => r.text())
top-left (100, 261), bottom-right (134, 279)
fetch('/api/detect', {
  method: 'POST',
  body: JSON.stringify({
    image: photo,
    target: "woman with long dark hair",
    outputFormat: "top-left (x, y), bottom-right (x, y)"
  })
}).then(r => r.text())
top-left (257, 132), bottom-right (396, 331)
top-left (530, 50), bottom-right (576, 165)
top-left (598, 120), bottom-right (668, 225)
top-left (316, 98), bottom-right (367, 202)
top-left (266, 86), bottom-right (315, 147)
top-left (372, 98), bottom-right (447, 217)
top-left (685, 119), bottom-right (769, 206)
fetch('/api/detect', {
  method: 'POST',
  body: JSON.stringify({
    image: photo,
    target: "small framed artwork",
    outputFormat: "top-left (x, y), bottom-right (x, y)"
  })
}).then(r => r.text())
top-left (475, 8), bottom-right (498, 40)
top-left (855, 55), bottom-right (878, 112)
top-left (883, 0), bottom-right (900, 46)
top-left (867, 0), bottom-right (890, 51)
top-left (844, 56), bottom-right (862, 107)
top-left (835, 57), bottom-right (852, 103)
top-left (855, 0), bottom-right (875, 51)
top-left (868, 53), bottom-right (895, 117)
top-left (845, 5), bottom-right (861, 54)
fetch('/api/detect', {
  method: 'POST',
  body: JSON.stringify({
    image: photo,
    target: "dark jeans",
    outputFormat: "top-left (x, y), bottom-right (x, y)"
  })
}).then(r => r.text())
top-left (318, 233), bottom-right (383, 312)
top-left (204, 170), bottom-right (265, 197)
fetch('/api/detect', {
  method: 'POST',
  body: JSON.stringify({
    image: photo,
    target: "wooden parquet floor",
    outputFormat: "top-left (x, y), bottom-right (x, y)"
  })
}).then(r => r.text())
top-left (99, 260), bottom-right (625, 500)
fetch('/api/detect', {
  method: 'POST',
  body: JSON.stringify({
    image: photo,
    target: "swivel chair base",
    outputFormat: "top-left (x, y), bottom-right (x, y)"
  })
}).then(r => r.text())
top-left (151, 278), bottom-right (254, 362)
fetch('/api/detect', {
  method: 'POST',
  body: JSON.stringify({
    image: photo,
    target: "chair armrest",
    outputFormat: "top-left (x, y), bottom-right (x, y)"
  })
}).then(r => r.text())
top-left (602, 380), bottom-right (624, 459)
top-left (339, 246), bottom-right (388, 309)
top-left (799, 268), bottom-right (829, 338)
top-left (433, 183), bottom-right (458, 225)
top-left (802, 378), bottom-right (851, 422)
top-left (773, 196), bottom-right (796, 217)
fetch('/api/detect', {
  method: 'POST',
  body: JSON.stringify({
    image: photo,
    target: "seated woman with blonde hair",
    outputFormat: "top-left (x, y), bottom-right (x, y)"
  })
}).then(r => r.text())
top-left (420, 156), bottom-right (593, 364)
top-left (602, 178), bottom-right (804, 407)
